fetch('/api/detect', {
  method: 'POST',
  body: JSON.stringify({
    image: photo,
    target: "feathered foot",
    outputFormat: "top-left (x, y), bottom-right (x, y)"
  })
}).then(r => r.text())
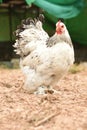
top-left (34, 86), bottom-right (59, 95)
top-left (45, 88), bottom-right (59, 94)
top-left (34, 86), bottom-right (47, 95)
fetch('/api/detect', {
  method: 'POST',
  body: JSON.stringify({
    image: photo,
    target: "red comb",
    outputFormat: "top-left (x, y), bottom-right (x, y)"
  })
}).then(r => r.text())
top-left (56, 20), bottom-right (61, 27)
top-left (58, 20), bottom-right (61, 25)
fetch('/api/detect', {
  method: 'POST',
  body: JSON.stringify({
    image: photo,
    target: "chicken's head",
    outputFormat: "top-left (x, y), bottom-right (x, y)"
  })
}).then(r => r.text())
top-left (56, 20), bottom-right (65, 35)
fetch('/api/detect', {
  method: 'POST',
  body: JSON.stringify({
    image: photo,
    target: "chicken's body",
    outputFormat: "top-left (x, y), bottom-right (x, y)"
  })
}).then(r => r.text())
top-left (14, 15), bottom-right (74, 94)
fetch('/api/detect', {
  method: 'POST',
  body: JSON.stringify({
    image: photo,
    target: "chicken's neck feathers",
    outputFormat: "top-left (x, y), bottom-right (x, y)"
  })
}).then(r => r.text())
top-left (47, 29), bottom-right (72, 47)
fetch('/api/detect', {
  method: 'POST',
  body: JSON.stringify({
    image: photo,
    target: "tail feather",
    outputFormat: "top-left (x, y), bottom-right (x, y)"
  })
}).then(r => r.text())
top-left (13, 14), bottom-right (49, 57)
top-left (14, 14), bottom-right (44, 38)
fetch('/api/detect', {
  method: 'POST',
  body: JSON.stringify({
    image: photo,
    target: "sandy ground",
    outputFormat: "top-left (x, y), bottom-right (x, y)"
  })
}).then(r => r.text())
top-left (0, 63), bottom-right (87, 130)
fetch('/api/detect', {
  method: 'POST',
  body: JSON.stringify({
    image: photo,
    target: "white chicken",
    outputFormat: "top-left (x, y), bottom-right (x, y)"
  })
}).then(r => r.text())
top-left (13, 14), bottom-right (74, 94)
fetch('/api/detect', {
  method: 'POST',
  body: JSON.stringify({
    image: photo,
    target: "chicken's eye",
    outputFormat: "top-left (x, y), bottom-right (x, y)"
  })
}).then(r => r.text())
top-left (61, 25), bottom-right (64, 28)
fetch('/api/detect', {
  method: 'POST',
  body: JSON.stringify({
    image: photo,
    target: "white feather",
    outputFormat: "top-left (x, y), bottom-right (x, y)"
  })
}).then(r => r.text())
top-left (14, 17), bottom-right (74, 94)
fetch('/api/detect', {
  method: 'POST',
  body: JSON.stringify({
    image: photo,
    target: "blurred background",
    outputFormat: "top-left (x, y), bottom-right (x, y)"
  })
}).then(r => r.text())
top-left (0, 0), bottom-right (87, 65)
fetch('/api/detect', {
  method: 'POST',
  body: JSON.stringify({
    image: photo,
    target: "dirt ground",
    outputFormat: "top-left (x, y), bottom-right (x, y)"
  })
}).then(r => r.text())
top-left (0, 63), bottom-right (87, 130)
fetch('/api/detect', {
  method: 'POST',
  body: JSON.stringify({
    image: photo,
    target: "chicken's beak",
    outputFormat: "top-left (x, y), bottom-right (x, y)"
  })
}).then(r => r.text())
top-left (56, 20), bottom-right (62, 34)
top-left (56, 26), bottom-right (62, 34)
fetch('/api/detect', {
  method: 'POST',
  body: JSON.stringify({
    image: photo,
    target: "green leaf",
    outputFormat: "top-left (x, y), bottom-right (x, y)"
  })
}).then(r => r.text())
top-left (26, 0), bottom-right (36, 4)
top-left (0, 0), bottom-right (2, 3)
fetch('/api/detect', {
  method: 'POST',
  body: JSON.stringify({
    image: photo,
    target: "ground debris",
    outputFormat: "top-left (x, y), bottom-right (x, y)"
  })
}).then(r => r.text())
top-left (0, 68), bottom-right (87, 130)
